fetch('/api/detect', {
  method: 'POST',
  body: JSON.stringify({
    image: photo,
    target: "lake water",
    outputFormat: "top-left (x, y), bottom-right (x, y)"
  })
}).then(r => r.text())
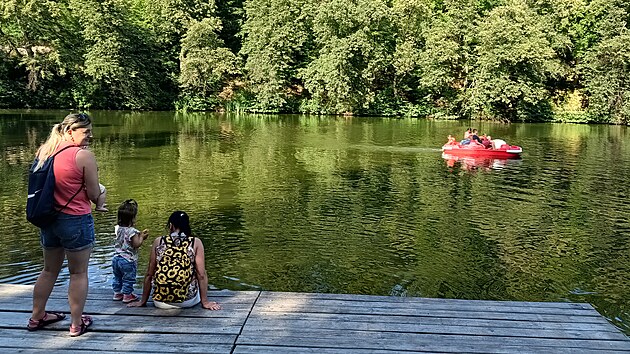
top-left (0, 110), bottom-right (628, 334)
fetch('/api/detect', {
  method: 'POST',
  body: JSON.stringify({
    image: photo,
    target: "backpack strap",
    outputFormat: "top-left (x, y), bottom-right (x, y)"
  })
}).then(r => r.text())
top-left (50, 145), bottom-right (75, 159)
top-left (188, 236), bottom-right (197, 274)
top-left (51, 145), bottom-right (84, 213)
top-left (57, 186), bottom-right (83, 213)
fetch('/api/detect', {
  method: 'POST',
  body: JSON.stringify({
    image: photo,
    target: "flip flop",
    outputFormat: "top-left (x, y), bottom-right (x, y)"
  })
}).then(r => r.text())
top-left (27, 312), bottom-right (66, 331)
top-left (69, 315), bottom-right (93, 337)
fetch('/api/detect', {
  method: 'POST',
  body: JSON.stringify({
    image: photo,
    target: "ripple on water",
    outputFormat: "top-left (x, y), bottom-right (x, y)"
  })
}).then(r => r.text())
top-left (1, 113), bottom-right (629, 335)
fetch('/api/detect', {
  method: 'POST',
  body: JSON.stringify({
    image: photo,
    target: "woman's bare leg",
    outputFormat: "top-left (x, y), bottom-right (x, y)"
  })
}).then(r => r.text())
top-left (66, 248), bottom-right (92, 327)
top-left (32, 248), bottom-right (65, 320)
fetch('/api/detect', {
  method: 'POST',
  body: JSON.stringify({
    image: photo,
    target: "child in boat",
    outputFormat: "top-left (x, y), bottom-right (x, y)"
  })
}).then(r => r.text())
top-left (112, 199), bottom-right (149, 303)
top-left (446, 135), bottom-right (458, 145)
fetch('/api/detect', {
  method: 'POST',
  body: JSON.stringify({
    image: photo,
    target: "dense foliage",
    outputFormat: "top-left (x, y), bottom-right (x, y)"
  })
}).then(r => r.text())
top-left (0, 0), bottom-right (629, 122)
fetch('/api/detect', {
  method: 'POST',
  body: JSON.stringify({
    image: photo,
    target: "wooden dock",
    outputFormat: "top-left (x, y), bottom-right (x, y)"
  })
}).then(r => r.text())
top-left (0, 284), bottom-right (628, 353)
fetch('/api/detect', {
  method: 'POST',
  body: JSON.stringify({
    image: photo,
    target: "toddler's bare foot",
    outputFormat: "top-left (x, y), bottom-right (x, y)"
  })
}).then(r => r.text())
top-left (95, 206), bottom-right (109, 212)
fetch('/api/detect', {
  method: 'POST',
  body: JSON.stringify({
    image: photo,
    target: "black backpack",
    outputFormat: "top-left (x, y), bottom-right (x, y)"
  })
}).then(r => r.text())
top-left (26, 146), bottom-right (82, 228)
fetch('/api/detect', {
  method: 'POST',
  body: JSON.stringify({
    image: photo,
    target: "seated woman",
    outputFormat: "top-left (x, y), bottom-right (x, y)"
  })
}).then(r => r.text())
top-left (128, 211), bottom-right (221, 310)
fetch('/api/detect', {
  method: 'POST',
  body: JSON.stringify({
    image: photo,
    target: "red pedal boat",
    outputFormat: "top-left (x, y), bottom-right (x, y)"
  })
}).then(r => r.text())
top-left (442, 142), bottom-right (522, 159)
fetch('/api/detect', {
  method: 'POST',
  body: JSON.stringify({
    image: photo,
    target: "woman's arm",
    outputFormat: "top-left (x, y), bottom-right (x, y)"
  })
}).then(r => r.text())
top-left (128, 238), bottom-right (159, 307)
top-left (194, 238), bottom-right (221, 310)
top-left (75, 149), bottom-right (101, 203)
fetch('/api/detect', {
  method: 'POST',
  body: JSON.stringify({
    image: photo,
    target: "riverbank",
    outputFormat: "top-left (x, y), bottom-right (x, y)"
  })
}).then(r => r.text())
top-left (1, 284), bottom-right (628, 353)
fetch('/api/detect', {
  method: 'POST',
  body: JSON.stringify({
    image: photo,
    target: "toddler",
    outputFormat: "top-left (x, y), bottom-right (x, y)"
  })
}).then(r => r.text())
top-left (112, 199), bottom-right (149, 303)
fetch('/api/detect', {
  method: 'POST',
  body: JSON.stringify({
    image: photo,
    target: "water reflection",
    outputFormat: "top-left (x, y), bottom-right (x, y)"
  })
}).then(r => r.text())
top-left (0, 111), bottom-right (629, 335)
top-left (442, 153), bottom-right (523, 171)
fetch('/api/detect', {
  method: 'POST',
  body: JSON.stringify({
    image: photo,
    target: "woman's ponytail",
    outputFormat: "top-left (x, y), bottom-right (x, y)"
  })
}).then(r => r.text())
top-left (34, 123), bottom-right (65, 171)
top-left (33, 113), bottom-right (92, 171)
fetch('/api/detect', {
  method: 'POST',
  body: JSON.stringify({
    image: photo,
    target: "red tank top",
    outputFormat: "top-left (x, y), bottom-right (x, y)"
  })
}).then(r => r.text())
top-left (53, 142), bottom-right (91, 215)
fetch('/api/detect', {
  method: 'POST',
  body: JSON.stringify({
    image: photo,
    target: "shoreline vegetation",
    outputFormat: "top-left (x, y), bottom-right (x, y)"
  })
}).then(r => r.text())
top-left (1, 0), bottom-right (629, 124)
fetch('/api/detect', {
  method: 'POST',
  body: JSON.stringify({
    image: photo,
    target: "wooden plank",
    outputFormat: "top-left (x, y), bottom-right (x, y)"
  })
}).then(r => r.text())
top-left (247, 312), bottom-right (617, 332)
top-left (250, 305), bottom-right (608, 324)
top-left (1, 284), bottom-right (627, 354)
top-left (233, 344), bottom-right (629, 354)
top-left (242, 319), bottom-right (626, 340)
top-left (0, 350), bottom-right (126, 354)
top-left (243, 322), bottom-right (628, 340)
top-left (234, 347), bottom-right (408, 354)
top-left (0, 329), bottom-right (233, 353)
top-left (258, 291), bottom-right (595, 310)
top-left (0, 297), bottom-right (252, 318)
top-left (0, 311), bottom-right (243, 335)
top-left (254, 297), bottom-right (600, 316)
top-left (236, 333), bottom-right (630, 351)
top-left (0, 284), bottom-right (258, 303)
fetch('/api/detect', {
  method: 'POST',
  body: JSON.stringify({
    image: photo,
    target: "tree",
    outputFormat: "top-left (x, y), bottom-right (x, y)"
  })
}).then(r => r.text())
top-left (300, 0), bottom-right (396, 114)
top-left (178, 18), bottom-right (240, 110)
top-left (69, 0), bottom-right (175, 109)
top-left (0, 0), bottom-right (80, 99)
top-left (581, 31), bottom-right (630, 124)
top-left (580, 0), bottom-right (630, 124)
top-left (390, 0), bottom-right (432, 115)
top-left (468, 0), bottom-right (566, 121)
top-left (215, 0), bottom-right (245, 53)
top-left (410, 0), bottom-right (483, 117)
top-left (240, 0), bottom-right (314, 112)
top-left (0, 52), bottom-right (23, 107)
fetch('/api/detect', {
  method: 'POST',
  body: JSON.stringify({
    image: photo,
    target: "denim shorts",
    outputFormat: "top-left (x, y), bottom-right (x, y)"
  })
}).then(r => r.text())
top-left (40, 213), bottom-right (95, 252)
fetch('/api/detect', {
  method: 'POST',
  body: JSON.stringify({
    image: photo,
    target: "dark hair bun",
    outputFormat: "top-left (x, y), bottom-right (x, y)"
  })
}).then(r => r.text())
top-left (168, 210), bottom-right (192, 236)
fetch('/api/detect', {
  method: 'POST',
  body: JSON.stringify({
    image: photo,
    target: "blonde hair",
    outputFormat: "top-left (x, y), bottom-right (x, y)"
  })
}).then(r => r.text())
top-left (34, 113), bottom-right (92, 171)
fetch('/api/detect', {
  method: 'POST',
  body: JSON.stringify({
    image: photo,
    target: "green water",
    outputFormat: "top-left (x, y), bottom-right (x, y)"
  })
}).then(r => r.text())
top-left (0, 110), bottom-right (629, 334)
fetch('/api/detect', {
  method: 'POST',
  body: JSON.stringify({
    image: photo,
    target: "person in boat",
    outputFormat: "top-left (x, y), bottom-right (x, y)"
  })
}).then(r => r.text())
top-left (469, 136), bottom-right (484, 146)
top-left (481, 135), bottom-right (493, 149)
top-left (471, 129), bottom-right (483, 144)
top-left (446, 135), bottom-right (458, 146)
top-left (460, 128), bottom-right (472, 145)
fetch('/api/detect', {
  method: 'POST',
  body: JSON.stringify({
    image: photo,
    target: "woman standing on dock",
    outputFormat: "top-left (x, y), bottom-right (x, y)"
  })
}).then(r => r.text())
top-left (27, 113), bottom-right (103, 337)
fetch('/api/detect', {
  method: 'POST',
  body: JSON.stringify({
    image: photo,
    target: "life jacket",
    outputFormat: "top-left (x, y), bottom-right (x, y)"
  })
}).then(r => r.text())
top-left (152, 235), bottom-right (195, 303)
